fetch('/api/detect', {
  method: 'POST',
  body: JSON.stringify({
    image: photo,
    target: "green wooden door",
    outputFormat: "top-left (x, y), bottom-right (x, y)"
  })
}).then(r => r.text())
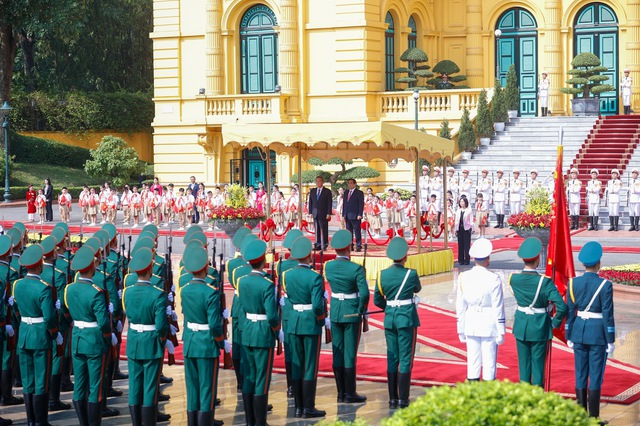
top-left (241, 5), bottom-right (279, 94)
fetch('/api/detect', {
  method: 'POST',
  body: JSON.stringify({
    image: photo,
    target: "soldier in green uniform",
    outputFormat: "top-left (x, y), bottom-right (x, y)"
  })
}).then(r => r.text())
top-left (0, 235), bottom-right (13, 425)
top-left (122, 247), bottom-right (170, 426)
top-left (282, 236), bottom-right (326, 418)
top-left (180, 244), bottom-right (228, 426)
top-left (324, 229), bottom-right (369, 403)
top-left (13, 243), bottom-right (60, 426)
top-left (237, 239), bottom-right (280, 426)
top-left (374, 237), bottom-right (421, 409)
top-left (509, 237), bottom-right (567, 386)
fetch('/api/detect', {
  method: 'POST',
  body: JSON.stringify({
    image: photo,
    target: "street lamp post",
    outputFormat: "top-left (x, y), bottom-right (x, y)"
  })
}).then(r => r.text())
top-left (1, 102), bottom-right (12, 203)
top-left (413, 89), bottom-right (420, 130)
top-left (494, 29), bottom-right (502, 81)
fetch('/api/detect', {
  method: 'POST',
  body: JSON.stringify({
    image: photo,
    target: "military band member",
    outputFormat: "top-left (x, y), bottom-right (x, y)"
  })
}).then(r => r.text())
top-left (374, 237), bottom-right (421, 409)
top-left (509, 238), bottom-right (567, 386)
top-left (282, 236), bottom-right (327, 418)
top-left (567, 168), bottom-right (583, 230)
top-left (447, 167), bottom-right (459, 202)
top-left (587, 169), bottom-right (602, 231)
top-left (419, 166), bottom-right (430, 213)
top-left (456, 239), bottom-right (505, 382)
top-left (566, 242), bottom-right (615, 421)
top-left (605, 169), bottom-right (622, 231)
top-left (0, 235), bottom-right (13, 426)
top-left (325, 230), bottom-right (369, 403)
top-left (538, 71), bottom-right (550, 116)
top-left (622, 68), bottom-right (633, 115)
top-left (459, 169), bottom-right (473, 202)
top-left (478, 169), bottom-right (491, 211)
top-left (628, 168), bottom-right (640, 231)
top-left (492, 169), bottom-right (508, 228)
top-left (509, 169), bottom-right (523, 215)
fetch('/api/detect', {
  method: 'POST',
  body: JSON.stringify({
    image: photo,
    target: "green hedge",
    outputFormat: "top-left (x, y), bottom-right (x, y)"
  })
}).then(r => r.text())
top-left (9, 132), bottom-right (91, 169)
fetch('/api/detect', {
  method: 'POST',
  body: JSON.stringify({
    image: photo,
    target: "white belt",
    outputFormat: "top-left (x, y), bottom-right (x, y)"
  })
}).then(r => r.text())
top-left (234, 291), bottom-right (239, 296)
top-left (387, 300), bottom-right (414, 307)
top-left (517, 306), bottom-right (547, 315)
top-left (187, 322), bottom-right (209, 331)
top-left (332, 292), bottom-right (359, 301)
top-left (74, 321), bottom-right (99, 329)
top-left (292, 304), bottom-right (313, 312)
top-left (21, 317), bottom-right (44, 325)
top-left (577, 311), bottom-right (603, 319)
top-left (246, 313), bottom-right (268, 322)
top-left (130, 323), bottom-right (156, 332)
top-left (467, 306), bottom-right (492, 313)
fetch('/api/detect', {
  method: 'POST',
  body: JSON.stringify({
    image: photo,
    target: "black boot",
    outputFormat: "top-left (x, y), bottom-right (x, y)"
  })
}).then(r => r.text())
top-left (285, 361), bottom-right (293, 398)
top-left (73, 399), bottom-right (89, 426)
top-left (608, 217), bottom-right (614, 231)
top-left (129, 405), bottom-right (142, 426)
top-left (576, 388), bottom-right (587, 411)
top-left (24, 393), bottom-right (35, 426)
top-left (33, 394), bottom-right (49, 426)
top-left (141, 405), bottom-right (157, 426)
top-left (494, 215), bottom-right (501, 229)
top-left (1, 370), bottom-right (22, 405)
top-left (49, 374), bottom-right (71, 411)
top-left (242, 393), bottom-right (255, 426)
top-left (253, 394), bottom-right (269, 426)
top-left (588, 216), bottom-right (594, 231)
top-left (398, 372), bottom-right (412, 408)
top-left (629, 217), bottom-right (636, 231)
top-left (302, 380), bottom-right (326, 418)
top-left (88, 401), bottom-right (103, 426)
top-left (233, 359), bottom-right (243, 392)
top-left (293, 379), bottom-right (303, 418)
top-left (343, 368), bottom-right (366, 403)
top-left (157, 410), bottom-right (171, 422)
top-left (60, 357), bottom-right (74, 392)
top-left (595, 216), bottom-right (599, 230)
top-left (387, 371), bottom-right (398, 409)
top-left (198, 410), bottom-right (223, 426)
top-left (615, 216), bottom-right (619, 231)
top-left (636, 216), bottom-right (640, 231)
top-left (333, 366), bottom-right (345, 403)
top-left (588, 389), bottom-right (602, 420)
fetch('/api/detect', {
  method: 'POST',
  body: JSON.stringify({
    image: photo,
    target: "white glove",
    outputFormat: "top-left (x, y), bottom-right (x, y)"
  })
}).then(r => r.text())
top-left (279, 297), bottom-right (285, 307)
top-left (165, 340), bottom-right (175, 355)
top-left (5, 325), bottom-right (14, 337)
top-left (111, 333), bottom-right (118, 346)
top-left (166, 306), bottom-right (172, 316)
top-left (55, 299), bottom-right (61, 310)
top-left (458, 333), bottom-right (466, 343)
top-left (170, 324), bottom-right (178, 335)
top-left (117, 289), bottom-right (122, 299)
top-left (607, 343), bottom-right (615, 354)
top-left (172, 311), bottom-right (178, 322)
top-left (495, 334), bottom-right (504, 346)
top-left (324, 318), bottom-right (331, 330)
top-left (171, 284), bottom-right (176, 293)
top-left (567, 340), bottom-right (574, 349)
top-left (56, 332), bottom-right (64, 345)
top-left (364, 313), bottom-right (370, 320)
top-left (108, 303), bottom-right (114, 314)
top-left (167, 293), bottom-right (174, 303)
top-left (324, 290), bottom-right (329, 300)
top-left (7, 296), bottom-right (13, 306)
top-left (222, 308), bottom-right (229, 319)
top-left (413, 295), bottom-right (420, 305)
top-left (278, 329), bottom-right (284, 344)
top-left (224, 340), bottom-right (231, 353)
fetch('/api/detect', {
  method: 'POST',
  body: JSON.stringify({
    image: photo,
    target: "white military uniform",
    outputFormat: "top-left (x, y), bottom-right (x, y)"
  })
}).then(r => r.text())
top-left (459, 174), bottom-right (473, 202)
top-left (479, 175), bottom-right (492, 211)
top-left (492, 176), bottom-right (508, 215)
top-left (448, 172), bottom-right (459, 202)
top-left (566, 178), bottom-right (582, 216)
top-left (606, 177), bottom-right (622, 217)
top-left (538, 76), bottom-right (550, 113)
top-left (622, 74), bottom-right (633, 110)
top-left (587, 179), bottom-right (602, 216)
top-left (456, 264), bottom-right (505, 381)
top-left (509, 177), bottom-right (523, 214)
top-left (431, 172), bottom-right (443, 212)
top-left (628, 174), bottom-right (640, 219)
top-left (419, 172), bottom-right (430, 212)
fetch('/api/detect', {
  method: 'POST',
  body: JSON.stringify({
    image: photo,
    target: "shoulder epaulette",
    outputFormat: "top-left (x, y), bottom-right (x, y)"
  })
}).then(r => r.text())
top-left (92, 284), bottom-right (104, 292)
top-left (39, 279), bottom-right (51, 287)
top-left (55, 268), bottom-right (65, 275)
top-left (206, 284), bottom-right (219, 292)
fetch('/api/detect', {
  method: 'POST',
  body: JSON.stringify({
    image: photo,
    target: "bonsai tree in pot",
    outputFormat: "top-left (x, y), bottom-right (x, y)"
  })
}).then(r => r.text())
top-left (491, 79), bottom-right (508, 131)
top-left (428, 60), bottom-right (468, 89)
top-left (505, 64), bottom-right (520, 118)
top-left (457, 107), bottom-right (476, 160)
top-left (394, 47), bottom-right (433, 89)
top-left (476, 89), bottom-right (493, 145)
top-left (559, 52), bottom-right (615, 116)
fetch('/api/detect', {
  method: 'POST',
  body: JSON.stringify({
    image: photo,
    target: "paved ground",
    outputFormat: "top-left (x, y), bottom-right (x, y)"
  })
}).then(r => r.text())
top-left (1, 204), bottom-right (639, 425)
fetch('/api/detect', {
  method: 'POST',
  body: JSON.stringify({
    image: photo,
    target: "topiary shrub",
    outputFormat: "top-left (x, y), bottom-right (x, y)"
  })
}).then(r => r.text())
top-left (428, 60), bottom-right (468, 89)
top-left (457, 107), bottom-right (476, 153)
top-left (476, 90), bottom-right (493, 138)
top-left (559, 53), bottom-right (616, 98)
top-left (505, 64), bottom-right (520, 111)
top-left (439, 118), bottom-right (451, 140)
top-left (394, 48), bottom-right (434, 90)
top-left (491, 79), bottom-right (508, 123)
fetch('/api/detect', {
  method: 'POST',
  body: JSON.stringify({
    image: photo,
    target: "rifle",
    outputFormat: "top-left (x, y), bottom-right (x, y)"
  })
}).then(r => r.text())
top-left (78, 221), bottom-right (84, 248)
top-left (362, 229), bottom-right (369, 333)
top-left (218, 243), bottom-right (232, 369)
top-left (272, 247), bottom-right (282, 355)
top-left (319, 249), bottom-right (332, 344)
top-left (4, 261), bottom-right (14, 351)
top-left (164, 225), bottom-right (178, 366)
top-left (51, 257), bottom-right (64, 357)
top-left (114, 235), bottom-right (124, 347)
top-left (39, 221), bottom-right (43, 243)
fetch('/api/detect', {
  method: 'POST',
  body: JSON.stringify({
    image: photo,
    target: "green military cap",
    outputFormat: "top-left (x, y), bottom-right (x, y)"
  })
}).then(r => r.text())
top-left (240, 234), bottom-right (259, 258)
top-left (12, 222), bottom-right (26, 237)
top-left (129, 247), bottom-right (154, 273)
top-left (186, 231), bottom-right (207, 247)
top-left (50, 228), bottom-right (67, 247)
top-left (244, 239), bottom-right (267, 264)
top-left (71, 246), bottom-right (96, 272)
top-left (232, 226), bottom-right (252, 249)
top-left (517, 237), bottom-right (542, 261)
top-left (93, 230), bottom-right (110, 248)
top-left (185, 240), bottom-right (205, 252)
top-left (138, 230), bottom-right (157, 245)
top-left (183, 226), bottom-right (204, 244)
top-left (83, 237), bottom-right (103, 256)
top-left (102, 223), bottom-right (117, 241)
top-left (20, 244), bottom-right (44, 269)
top-left (6, 228), bottom-right (21, 247)
top-left (0, 235), bottom-right (12, 257)
top-left (53, 222), bottom-right (69, 236)
top-left (143, 223), bottom-right (159, 237)
top-left (283, 229), bottom-right (303, 250)
top-left (578, 241), bottom-right (603, 267)
top-left (134, 235), bottom-right (155, 250)
top-left (183, 245), bottom-right (209, 273)
top-left (387, 237), bottom-right (408, 261)
top-left (290, 236), bottom-right (312, 260)
top-left (331, 229), bottom-right (352, 250)
top-left (41, 236), bottom-right (58, 257)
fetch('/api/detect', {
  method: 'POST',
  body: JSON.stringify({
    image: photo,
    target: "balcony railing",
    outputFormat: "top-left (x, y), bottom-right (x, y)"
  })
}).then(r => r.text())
top-left (204, 94), bottom-right (290, 124)
top-left (379, 88), bottom-right (491, 120)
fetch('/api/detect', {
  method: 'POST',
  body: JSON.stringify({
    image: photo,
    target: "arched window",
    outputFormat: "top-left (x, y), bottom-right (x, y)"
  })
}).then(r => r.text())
top-left (408, 16), bottom-right (417, 49)
top-left (385, 12), bottom-right (395, 91)
top-left (240, 5), bottom-right (279, 94)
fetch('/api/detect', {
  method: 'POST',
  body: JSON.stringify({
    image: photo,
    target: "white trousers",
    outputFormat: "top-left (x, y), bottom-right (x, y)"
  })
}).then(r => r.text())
top-left (509, 201), bottom-right (521, 214)
top-left (609, 202), bottom-right (620, 216)
top-left (569, 202), bottom-right (580, 216)
top-left (494, 201), bottom-right (505, 215)
top-left (588, 202), bottom-right (600, 216)
top-left (630, 202), bottom-right (640, 217)
top-left (466, 336), bottom-right (498, 381)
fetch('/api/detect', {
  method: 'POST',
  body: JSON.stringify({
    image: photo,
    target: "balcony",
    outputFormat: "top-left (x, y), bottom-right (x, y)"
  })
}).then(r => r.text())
top-left (203, 93), bottom-right (290, 125)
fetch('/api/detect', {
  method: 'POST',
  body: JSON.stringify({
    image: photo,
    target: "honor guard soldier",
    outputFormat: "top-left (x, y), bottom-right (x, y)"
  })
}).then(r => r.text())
top-left (0, 235), bottom-right (13, 426)
top-left (236, 239), bottom-right (280, 426)
top-left (538, 71), bottom-right (550, 116)
top-left (509, 169), bottom-right (523, 215)
top-left (14, 244), bottom-right (60, 426)
top-left (621, 68), bottom-right (633, 115)
top-left (492, 169), bottom-right (508, 228)
top-left (509, 238), bottom-right (567, 386)
top-left (628, 168), bottom-right (640, 231)
top-left (419, 166), bottom-right (430, 214)
top-left (566, 242), bottom-right (615, 422)
top-left (374, 237), bottom-right (421, 409)
top-left (566, 168), bottom-right (582, 230)
top-left (447, 167), bottom-right (459, 202)
top-left (587, 169), bottom-right (602, 230)
top-left (528, 170), bottom-right (541, 191)
top-left (282, 236), bottom-right (327, 418)
top-left (605, 169), bottom-right (622, 231)
top-left (459, 169), bottom-right (473, 202)
top-left (456, 239), bottom-right (505, 382)
top-left (478, 169), bottom-right (491, 211)
top-left (325, 229), bottom-right (369, 403)
top-left (180, 244), bottom-right (229, 426)
top-left (122, 247), bottom-right (170, 426)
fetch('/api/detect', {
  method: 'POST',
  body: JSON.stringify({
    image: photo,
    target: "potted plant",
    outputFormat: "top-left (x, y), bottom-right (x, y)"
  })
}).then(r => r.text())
top-left (505, 64), bottom-right (520, 118)
top-left (491, 79), bottom-right (508, 132)
top-left (394, 47), bottom-right (433, 89)
top-left (507, 186), bottom-right (551, 266)
top-left (559, 52), bottom-right (616, 116)
top-left (428, 60), bottom-right (468, 89)
top-left (457, 107), bottom-right (476, 160)
top-left (476, 89), bottom-right (493, 146)
top-left (209, 183), bottom-right (265, 238)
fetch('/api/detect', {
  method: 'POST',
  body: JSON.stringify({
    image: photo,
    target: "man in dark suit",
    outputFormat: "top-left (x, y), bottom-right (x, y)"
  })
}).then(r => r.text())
top-left (188, 176), bottom-right (199, 223)
top-left (342, 179), bottom-right (364, 251)
top-left (43, 178), bottom-right (53, 221)
top-left (308, 176), bottom-right (332, 250)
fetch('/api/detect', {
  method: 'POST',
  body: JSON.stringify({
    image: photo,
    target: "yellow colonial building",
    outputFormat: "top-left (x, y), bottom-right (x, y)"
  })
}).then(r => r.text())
top-left (151, 0), bottom-right (640, 189)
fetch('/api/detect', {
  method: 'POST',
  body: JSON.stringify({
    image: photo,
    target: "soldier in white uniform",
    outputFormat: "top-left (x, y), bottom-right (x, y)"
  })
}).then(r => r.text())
top-left (587, 169), bottom-right (602, 231)
top-left (447, 167), bottom-right (459, 202)
top-left (459, 169), bottom-right (473, 203)
top-left (538, 71), bottom-right (550, 117)
top-left (605, 169), bottom-right (623, 231)
top-left (621, 68), bottom-right (633, 115)
top-left (478, 169), bottom-right (491, 211)
top-left (627, 168), bottom-right (640, 231)
top-left (430, 167), bottom-right (444, 218)
top-left (509, 169), bottom-right (523, 215)
top-left (419, 166), bottom-right (430, 214)
top-left (566, 168), bottom-right (582, 230)
top-left (492, 169), bottom-right (508, 228)
top-left (456, 239), bottom-right (505, 381)
top-left (528, 170), bottom-right (541, 191)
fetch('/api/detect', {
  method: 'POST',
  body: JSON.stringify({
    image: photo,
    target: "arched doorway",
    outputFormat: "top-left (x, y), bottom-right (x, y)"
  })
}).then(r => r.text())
top-left (240, 4), bottom-right (279, 94)
top-left (230, 148), bottom-right (277, 187)
top-left (574, 3), bottom-right (618, 115)
top-left (385, 12), bottom-right (395, 91)
top-left (496, 8), bottom-right (538, 116)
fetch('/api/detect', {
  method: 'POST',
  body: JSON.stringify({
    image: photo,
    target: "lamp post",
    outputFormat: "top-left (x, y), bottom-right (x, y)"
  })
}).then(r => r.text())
top-left (413, 89), bottom-right (420, 130)
top-left (494, 29), bottom-right (502, 82)
top-left (0, 102), bottom-right (11, 203)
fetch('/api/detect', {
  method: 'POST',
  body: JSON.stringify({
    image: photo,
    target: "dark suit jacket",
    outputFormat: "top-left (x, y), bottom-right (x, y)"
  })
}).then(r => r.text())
top-left (43, 184), bottom-right (53, 202)
top-left (342, 188), bottom-right (364, 220)
top-left (308, 186), bottom-right (332, 219)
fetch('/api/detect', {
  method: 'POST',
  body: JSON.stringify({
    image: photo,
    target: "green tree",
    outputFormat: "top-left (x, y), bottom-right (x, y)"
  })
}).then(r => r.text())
top-left (290, 158), bottom-right (380, 193)
top-left (457, 108), bottom-right (476, 152)
top-left (491, 79), bottom-right (508, 123)
top-left (476, 89), bottom-right (493, 138)
top-left (439, 118), bottom-right (452, 140)
top-left (428, 60), bottom-right (468, 89)
top-left (559, 52), bottom-right (615, 98)
top-left (85, 136), bottom-right (140, 187)
top-left (505, 64), bottom-right (520, 111)
top-left (394, 48), bottom-right (433, 89)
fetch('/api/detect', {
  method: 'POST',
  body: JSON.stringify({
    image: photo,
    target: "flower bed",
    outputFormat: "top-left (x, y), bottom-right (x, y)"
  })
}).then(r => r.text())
top-left (508, 187), bottom-right (552, 230)
top-left (600, 263), bottom-right (640, 287)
